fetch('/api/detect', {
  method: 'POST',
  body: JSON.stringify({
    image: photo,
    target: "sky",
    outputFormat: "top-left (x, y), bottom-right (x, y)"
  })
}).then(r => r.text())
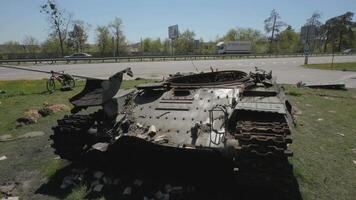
top-left (0, 0), bottom-right (355, 44)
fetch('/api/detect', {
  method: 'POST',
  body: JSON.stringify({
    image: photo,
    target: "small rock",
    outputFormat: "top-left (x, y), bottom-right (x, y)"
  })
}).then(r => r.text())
top-left (16, 117), bottom-right (37, 125)
top-left (317, 118), bottom-right (323, 121)
top-left (93, 184), bottom-right (104, 192)
top-left (1, 197), bottom-right (19, 200)
top-left (134, 179), bottom-right (143, 186)
top-left (38, 107), bottom-right (53, 117)
top-left (20, 131), bottom-right (45, 139)
top-left (0, 134), bottom-right (12, 142)
top-left (351, 149), bottom-right (356, 154)
top-left (0, 156), bottom-right (7, 161)
top-left (94, 171), bottom-right (104, 179)
top-left (60, 176), bottom-right (76, 189)
top-left (0, 183), bottom-right (15, 194)
top-left (353, 160), bottom-right (356, 165)
top-left (123, 187), bottom-right (132, 195)
top-left (336, 133), bottom-right (345, 137)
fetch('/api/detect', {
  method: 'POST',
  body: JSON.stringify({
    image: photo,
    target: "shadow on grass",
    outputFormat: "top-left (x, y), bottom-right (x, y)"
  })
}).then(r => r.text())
top-left (35, 158), bottom-right (302, 200)
top-left (35, 163), bottom-right (80, 199)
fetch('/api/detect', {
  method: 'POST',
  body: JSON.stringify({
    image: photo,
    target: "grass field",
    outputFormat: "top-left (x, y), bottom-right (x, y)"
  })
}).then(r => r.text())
top-left (304, 61), bottom-right (356, 71)
top-left (0, 80), bottom-right (356, 199)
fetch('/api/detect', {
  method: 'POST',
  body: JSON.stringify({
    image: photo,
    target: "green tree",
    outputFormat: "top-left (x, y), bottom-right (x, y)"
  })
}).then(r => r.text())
top-left (109, 17), bottom-right (126, 56)
top-left (198, 39), bottom-right (215, 54)
top-left (67, 20), bottom-right (89, 53)
top-left (175, 29), bottom-right (196, 54)
top-left (264, 9), bottom-right (287, 53)
top-left (95, 25), bottom-right (112, 56)
top-left (41, 35), bottom-right (62, 56)
top-left (40, 0), bottom-right (71, 56)
top-left (162, 39), bottom-right (171, 55)
top-left (322, 12), bottom-right (355, 52)
top-left (22, 36), bottom-right (40, 57)
top-left (236, 28), bottom-right (268, 53)
top-left (1, 41), bottom-right (24, 54)
top-left (140, 38), bottom-right (163, 54)
top-left (222, 29), bottom-right (238, 41)
top-left (276, 26), bottom-right (301, 53)
top-left (304, 12), bottom-right (323, 52)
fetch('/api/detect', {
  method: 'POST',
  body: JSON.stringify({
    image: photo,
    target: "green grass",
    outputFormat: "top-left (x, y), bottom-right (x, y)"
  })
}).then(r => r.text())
top-left (1, 80), bottom-right (356, 199)
top-left (285, 85), bottom-right (356, 200)
top-left (304, 62), bottom-right (356, 71)
top-left (0, 79), bottom-right (152, 137)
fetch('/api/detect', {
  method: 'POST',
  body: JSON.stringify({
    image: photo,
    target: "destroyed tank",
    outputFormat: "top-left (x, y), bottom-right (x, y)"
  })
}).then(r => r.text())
top-left (51, 67), bottom-right (294, 183)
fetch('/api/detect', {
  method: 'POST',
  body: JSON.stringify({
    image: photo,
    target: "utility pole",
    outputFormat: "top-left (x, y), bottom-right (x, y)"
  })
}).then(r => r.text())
top-left (112, 36), bottom-right (115, 57)
top-left (331, 41), bottom-right (335, 68)
top-left (304, 25), bottom-right (310, 65)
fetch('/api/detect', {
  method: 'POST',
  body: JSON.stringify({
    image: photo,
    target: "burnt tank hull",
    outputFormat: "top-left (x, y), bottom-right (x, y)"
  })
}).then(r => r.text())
top-left (51, 68), bottom-right (294, 182)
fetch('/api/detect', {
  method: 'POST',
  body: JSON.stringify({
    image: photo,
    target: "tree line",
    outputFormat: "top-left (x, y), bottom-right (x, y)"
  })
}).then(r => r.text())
top-left (0, 0), bottom-right (355, 59)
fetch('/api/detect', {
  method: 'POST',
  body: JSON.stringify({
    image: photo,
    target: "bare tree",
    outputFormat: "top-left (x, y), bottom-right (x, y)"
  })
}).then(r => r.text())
top-left (40, 0), bottom-right (71, 56)
top-left (264, 9), bottom-right (287, 53)
top-left (22, 36), bottom-right (39, 57)
top-left (307, 12), bottom-right (322, 26)
top-left (304, 11), bottom-right (322, 52)
top-left (109, 17), bottom-right (123, 56)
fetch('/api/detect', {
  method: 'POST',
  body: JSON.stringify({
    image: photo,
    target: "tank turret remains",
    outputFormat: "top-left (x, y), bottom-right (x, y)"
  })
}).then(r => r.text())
top-left (51, 67), bottom-right (294, 185)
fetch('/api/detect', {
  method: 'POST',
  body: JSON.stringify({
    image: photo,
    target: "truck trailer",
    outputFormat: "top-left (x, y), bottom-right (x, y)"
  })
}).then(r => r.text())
top-left (216, 41), bottom-right (252, 54)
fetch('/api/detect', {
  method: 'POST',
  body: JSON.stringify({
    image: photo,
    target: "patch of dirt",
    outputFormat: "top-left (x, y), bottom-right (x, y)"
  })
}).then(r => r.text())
top-left (46, 104), bottom-right (70, 113)
top-left (16, 103), bottom-right (70, 127)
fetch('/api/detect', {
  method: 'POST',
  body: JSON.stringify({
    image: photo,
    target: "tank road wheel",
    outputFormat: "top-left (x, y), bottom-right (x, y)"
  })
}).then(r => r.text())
top-left (46, 78), bottom-right (56, 93)
top-left (51, 114), bottom-right (96, 162)
top-left (63, 77), bottom-right (75, 89)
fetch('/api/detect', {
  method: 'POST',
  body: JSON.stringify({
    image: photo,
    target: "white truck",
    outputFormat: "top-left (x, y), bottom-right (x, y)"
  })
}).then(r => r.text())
top-left (216, 41), bottom-right (252, 54)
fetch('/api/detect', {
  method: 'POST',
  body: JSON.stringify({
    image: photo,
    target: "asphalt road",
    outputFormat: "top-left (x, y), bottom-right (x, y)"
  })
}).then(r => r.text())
top-left (1, 55), bottom-right (356, 87)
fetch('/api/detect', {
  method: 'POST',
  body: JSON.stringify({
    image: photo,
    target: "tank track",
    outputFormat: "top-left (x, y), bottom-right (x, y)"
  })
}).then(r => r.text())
top-left (233, 110), bottom-right (293, 186)
top-left (51, 114), bottom-right (96, 161)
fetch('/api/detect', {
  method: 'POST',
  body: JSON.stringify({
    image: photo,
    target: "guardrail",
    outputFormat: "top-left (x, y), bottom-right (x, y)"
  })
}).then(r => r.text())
top-left (0, 53), bottom-right (355, 65)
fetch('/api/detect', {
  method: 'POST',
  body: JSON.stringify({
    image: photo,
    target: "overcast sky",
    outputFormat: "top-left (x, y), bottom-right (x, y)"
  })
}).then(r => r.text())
top-left (0, 0), bottom-right (355, 44)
